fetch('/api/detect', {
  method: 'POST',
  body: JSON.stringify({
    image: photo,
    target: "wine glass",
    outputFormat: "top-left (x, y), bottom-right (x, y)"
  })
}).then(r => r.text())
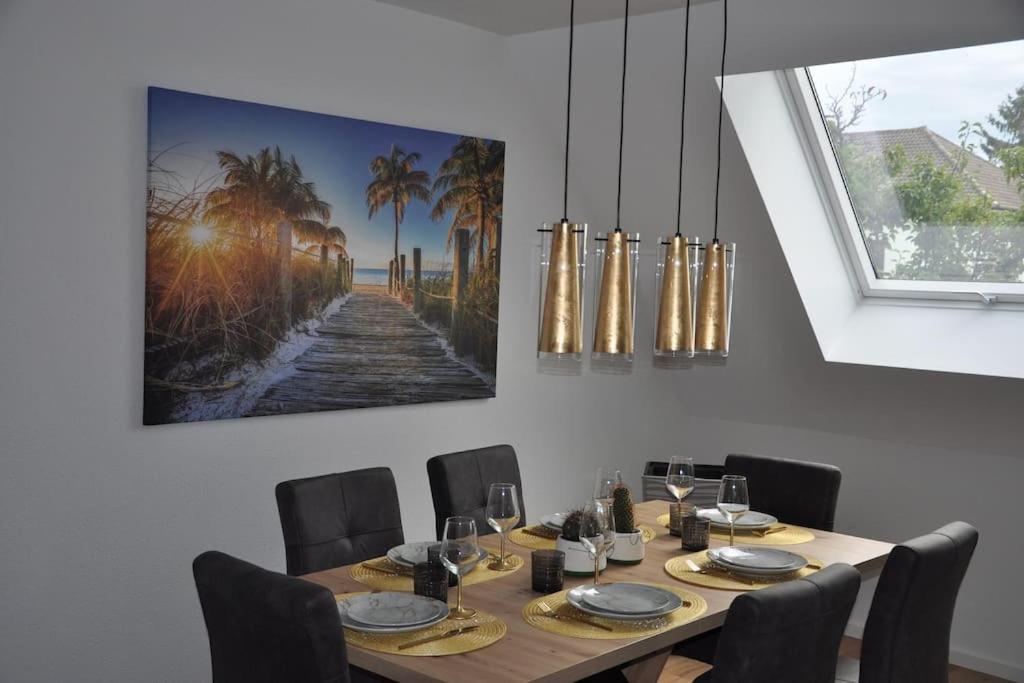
top-left (486, 483), bottom-right (521, 571)
top-left (665, 456), bottom-right (695, 504)
top-left (440, 516), bottom-right (479, 619)
top-left (716, 475), bottom-right (750, 547)
top-left (594, 468), bottom-right (620, 505)
top-left (579, 500), bottom-right (615, 585)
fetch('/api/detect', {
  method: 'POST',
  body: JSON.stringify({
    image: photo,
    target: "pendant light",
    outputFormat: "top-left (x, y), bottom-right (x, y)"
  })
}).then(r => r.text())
top-left (538, 0), bottom-right (588, 360)
top-left (655, 0), bottom-right (702, 359)
top-left (592, 0), bottom-right (640, 362)
top-left (694, 0), bottom-right (736, 357)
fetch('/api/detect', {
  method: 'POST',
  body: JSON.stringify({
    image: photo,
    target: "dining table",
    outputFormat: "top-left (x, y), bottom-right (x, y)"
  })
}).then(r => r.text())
top-left (302, 500), bottom-right (893, 683)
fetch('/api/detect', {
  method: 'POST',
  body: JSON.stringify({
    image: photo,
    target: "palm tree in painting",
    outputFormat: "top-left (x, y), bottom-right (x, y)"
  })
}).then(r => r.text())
top-left (365, 144), bottom-right (432, 270)
top-left (431, 137), bottom-right (505, 270)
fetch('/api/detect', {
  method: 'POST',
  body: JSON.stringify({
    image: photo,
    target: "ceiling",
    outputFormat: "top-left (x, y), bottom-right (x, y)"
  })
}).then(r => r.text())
top-left (372, 0), bottom-right (703, 36)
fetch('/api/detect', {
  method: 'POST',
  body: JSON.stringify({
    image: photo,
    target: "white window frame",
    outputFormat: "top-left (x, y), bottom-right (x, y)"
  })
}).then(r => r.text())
top-left (782, 67), bottom-right (1024, 307)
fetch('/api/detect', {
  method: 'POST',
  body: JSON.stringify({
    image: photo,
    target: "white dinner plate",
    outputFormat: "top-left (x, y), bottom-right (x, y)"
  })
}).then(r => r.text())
top-left (697, 508), bottom-right (778, 530)
top-left (707, 546), bottom-right (807, 576)
top-left (337, 593), bottom-right (449, 633)
top-left (387, 542), bottom-right (488, 568)
top-left (541, 513), bottom-right (566, 530)
top-left (566, 584), bottom-right (682, 620)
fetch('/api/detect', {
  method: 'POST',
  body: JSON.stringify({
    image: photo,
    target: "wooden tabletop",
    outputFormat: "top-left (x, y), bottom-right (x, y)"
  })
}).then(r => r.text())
top-left (302, 500), bottom-right (893, 683)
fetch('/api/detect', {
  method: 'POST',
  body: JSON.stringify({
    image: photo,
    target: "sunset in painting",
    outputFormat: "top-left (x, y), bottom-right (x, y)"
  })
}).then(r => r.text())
top-left (145, 88), bottom-right (503, 424)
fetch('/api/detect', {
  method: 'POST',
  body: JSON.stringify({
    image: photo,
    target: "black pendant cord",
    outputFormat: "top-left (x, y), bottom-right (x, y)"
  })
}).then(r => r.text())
top-left (674, 0), bottom-right (692, 237)
top-left (561, 0), bottom-right (575, 223)
top-left (711, 0), bottom-right (728, 244)
top-left (614, 0), bottom-right (630, 234)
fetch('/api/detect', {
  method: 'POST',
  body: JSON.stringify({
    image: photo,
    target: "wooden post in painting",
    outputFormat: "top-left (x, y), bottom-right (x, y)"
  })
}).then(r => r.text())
top-left (320, 245), bottom-right (329, 291)
top-left (399, 253), bottom-right (406, 293)
top-left (452, 228), bottom-right (470, 352)
top-left (349, 259), bottom-right (355, 291)
top-left (277, 220), bottom-right (292, 331)
top-left (337, 256), bottom-right (345, 293)
top-left (388, 259), bottom-right (395, 294)
top-left (413, 247), bottom-right (423, 313)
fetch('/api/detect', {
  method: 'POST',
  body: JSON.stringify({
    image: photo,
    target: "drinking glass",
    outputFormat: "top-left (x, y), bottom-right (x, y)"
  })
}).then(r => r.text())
top-left (440, 516), bottom-right (480, 619)
top-left (579, 499), bottom-right (615, 585)
top-left (486, 483), bottom-right (521, 571)
top-left (593, 468), bottom-right (621, 506)
top-left (665, 456), bottom-right (695, 504)
top-left (716, 475), bottom-right (750, 547)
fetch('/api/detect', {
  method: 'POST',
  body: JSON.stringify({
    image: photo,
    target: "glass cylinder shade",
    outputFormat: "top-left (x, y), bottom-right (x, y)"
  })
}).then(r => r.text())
top-left (537, 220), bottom-right (587, 360)
top-left (591, 231), bottom-right (640, 361)
top-left (654, 235), bottom-right (703, 357)
top-left (694, 241), bottom-right (736, 357)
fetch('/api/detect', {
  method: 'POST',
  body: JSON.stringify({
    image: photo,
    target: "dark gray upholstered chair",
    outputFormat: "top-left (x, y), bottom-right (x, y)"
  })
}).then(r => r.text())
top-left (670, 563), bottom-right (861, 683)
top-left (276, 467), bottom-right (404, 575)
top-left (835, 522), bottom-right (979, 683)
top-left (725, 453), bottom-right (842, 532)
top-left (426, 444), bottom-right (526, 540)
top-left (193, 551), bottom-right (351, 683)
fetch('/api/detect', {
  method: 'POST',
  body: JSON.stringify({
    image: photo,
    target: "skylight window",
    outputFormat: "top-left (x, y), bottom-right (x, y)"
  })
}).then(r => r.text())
top-left (799, 40), bottom-right (1024, 299)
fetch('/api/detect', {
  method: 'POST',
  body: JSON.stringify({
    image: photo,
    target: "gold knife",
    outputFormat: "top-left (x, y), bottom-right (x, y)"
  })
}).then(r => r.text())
top-left (361, 562), bottom-right (404, 576)
top-left (685, 559), bottom-right (756, 585)
top-left (397, 625), bottom-right (480, 650)
top-left (756, 526), bottom-right (788, 537)
top-left (522, 527), bottom-right (559, 539)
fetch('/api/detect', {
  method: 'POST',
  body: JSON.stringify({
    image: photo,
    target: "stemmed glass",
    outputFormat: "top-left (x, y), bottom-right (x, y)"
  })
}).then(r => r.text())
top-left (716, 475), bottom-right (750, 547)
top-left (594, 468), bottom-right (620, 506)
top-left (579, 499), bottom-right (616, 585)
top-left (486, 483), bottom-right (521, 571)
top-left (665, 456), bottom-right (695, 504)
top-left (440, 516), bottom-right (480, 619)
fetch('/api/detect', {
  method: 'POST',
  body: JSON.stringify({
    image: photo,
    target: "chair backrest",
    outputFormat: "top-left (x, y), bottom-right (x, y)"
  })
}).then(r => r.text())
top-left (725, 453), bottom-right (841, 531)
top-left (193, 551), bottom-right (350, 683)
top-left (426, 444), bottom-right (526, 540)
top-left (860, 522), bottom-right (979, 683)
top-left (709, 563), bottom-right (861, 683)
top-left (276, 467), bottom-right (404, 575)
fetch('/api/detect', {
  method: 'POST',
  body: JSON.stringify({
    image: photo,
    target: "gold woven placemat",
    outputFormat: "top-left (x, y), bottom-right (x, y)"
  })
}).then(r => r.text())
top-left (664, 551), bottom-right (823, 591)
top-left (509, 525), bottom-right (657, 551)
top-left (522, 583), bottom-right (706, 640)
top-left (654, 514), bottom-right (814, 546)
top-left (337, 594), bottom-right (506, 656)
top-left (350, 553), bottom-right (524, 591)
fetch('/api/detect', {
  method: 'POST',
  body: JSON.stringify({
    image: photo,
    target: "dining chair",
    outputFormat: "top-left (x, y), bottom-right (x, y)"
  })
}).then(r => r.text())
top-left (669, 563), bottom-right (862, 682)
top-left (426, 444), bottom-right (526, 540)
top-left (834, 521), bottom-right (979, 683)
top-left (275, 467), bottom-right (404, 575)
top-left (193, 550), bottom-right (352, 683)
top-left (725, 453), bottom-right (842, 531)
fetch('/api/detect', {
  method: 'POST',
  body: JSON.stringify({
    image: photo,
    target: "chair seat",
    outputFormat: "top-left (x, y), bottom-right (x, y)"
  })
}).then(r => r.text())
top-left (834, 655), bottom-right (859, 682)
top-left (659, 655), bottom-right (714, 682)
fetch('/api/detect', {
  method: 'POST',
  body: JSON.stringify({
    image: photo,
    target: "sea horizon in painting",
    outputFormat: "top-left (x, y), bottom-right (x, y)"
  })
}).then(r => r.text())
top-left (145, 87), bottom-right (503, 424)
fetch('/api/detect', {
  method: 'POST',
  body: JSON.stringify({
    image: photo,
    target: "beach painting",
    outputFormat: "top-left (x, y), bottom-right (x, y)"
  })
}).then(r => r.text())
top-left (145, 87), bottom-right (503, 424)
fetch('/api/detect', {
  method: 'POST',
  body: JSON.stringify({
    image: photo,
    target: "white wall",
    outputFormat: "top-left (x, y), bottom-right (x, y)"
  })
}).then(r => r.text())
top-left (2, 0), bottom-right (1024, 680)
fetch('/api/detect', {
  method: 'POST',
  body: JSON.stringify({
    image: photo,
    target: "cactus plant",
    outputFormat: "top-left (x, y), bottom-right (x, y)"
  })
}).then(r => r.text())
top-left (612, 486), bottom-right (637, 533)
top-left (560, 507), bottom-right (600, 542)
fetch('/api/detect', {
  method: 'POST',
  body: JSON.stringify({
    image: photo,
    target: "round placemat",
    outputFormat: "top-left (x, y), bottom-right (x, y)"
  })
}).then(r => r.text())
top-left (350, 553), bottom-right (524, 591)
top-left (521, 584), bottom-right (707, 640)
top-left (510, 525), bottom-right (657, 551)
top-left (664, 551), bottom-right (823, 591)
top-left (338, 594), bottom-right (506, 656)
top-left (654, 514), bottom-right (814, 546)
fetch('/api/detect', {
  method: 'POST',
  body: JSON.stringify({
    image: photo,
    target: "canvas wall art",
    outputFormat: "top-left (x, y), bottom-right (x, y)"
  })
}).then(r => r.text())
top-left (145, 87), bottom-right (503, 424)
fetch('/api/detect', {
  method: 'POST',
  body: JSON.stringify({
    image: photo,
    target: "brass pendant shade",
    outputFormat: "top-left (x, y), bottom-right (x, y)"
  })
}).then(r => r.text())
top-left (655, 235), bottom-right (701, 356)
top-left (538, 220), bottom-right (586, 357)
top-left (694, 241), bottom-right (735, 355)
top-left (592, 231), bottom-right (638, 358)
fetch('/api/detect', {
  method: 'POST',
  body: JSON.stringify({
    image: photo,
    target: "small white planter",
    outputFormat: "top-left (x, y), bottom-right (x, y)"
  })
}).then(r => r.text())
top-left (607, 530), bottom-right (645, 565)
top-left (556, 536), bottom-right (608, 576)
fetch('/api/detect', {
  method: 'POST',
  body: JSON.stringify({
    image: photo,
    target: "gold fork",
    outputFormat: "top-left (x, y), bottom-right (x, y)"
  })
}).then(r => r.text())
top-left (685, 558), bottom-right (756, 585)
top-left (538, 602), bottom-right (614, 632)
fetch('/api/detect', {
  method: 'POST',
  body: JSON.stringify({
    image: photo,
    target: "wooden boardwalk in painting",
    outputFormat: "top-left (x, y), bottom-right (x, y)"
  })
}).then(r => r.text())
top-left (246, 285), bottom-right (494, 416)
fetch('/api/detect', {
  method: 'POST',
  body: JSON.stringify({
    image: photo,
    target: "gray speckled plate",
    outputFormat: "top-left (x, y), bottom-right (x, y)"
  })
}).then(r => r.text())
top-left (707, 546), bottom-right (807, 575)
top-left (387, 542), bottom-right (489, 568)
top-left (698, 509), bottom-right (778, 530)
top-left (567, 584), bottom-right (682, 620)
top-left (343, 592), bottom-right (449, 628)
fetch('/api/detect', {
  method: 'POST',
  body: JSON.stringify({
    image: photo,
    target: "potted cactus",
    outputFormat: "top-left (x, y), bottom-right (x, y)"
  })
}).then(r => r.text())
top-left (607, 486), bottom-right (645, 564)
top-left (556, 507), bottom-right (608, 576)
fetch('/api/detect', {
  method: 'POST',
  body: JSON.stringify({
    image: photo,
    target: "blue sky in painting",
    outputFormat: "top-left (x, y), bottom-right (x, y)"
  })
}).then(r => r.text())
top-left (148, 87), bottom-right (498, 268)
